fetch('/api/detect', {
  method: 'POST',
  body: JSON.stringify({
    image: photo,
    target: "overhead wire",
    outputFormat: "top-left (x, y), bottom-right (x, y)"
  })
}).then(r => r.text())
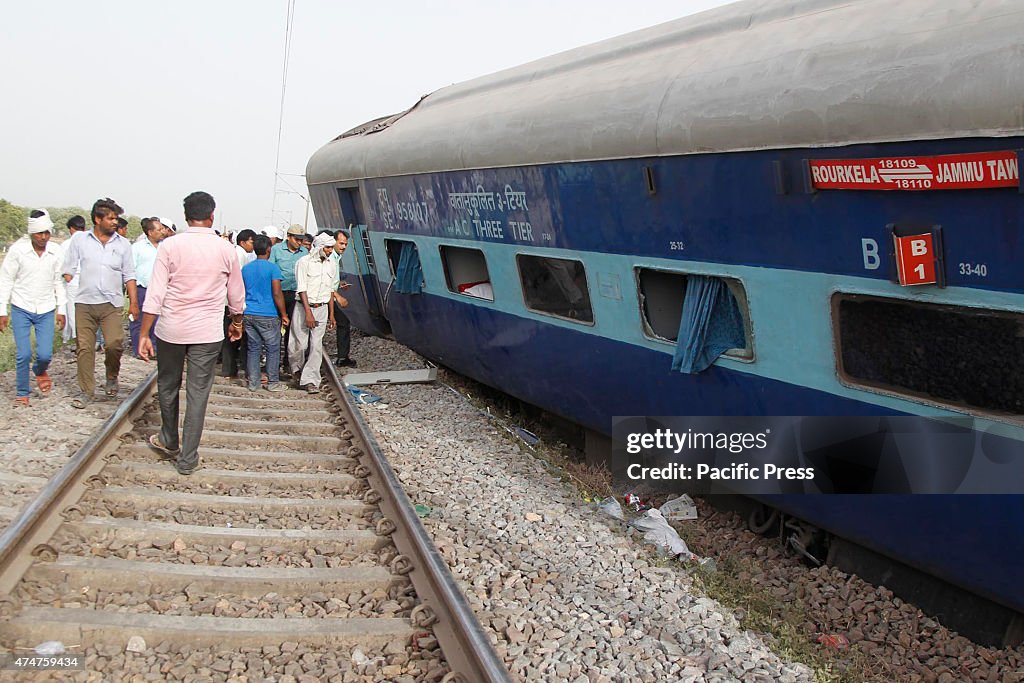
top-left (276, 173), bottom-right (308, 200)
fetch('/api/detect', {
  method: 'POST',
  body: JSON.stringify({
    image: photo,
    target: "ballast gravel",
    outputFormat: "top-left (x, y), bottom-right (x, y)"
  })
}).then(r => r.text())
top-left (0, 345), bottom-right (152, 532)
top-left (342, 334), bottom-right (815, 683)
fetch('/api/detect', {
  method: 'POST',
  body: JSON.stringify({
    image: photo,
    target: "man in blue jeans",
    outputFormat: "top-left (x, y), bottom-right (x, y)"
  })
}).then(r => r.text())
top-left (241, 234), bottom-right (289, 392)
top-left (0, 210), bottom-right (67, 406)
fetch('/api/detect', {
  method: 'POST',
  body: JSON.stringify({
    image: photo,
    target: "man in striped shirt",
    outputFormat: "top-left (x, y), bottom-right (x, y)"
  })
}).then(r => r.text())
top-left (61, 197), bottom-right (139, 408)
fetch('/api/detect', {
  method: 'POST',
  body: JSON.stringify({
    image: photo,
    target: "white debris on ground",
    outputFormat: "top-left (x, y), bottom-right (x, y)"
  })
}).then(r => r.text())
top-left (341, 334), bottom-right (814, 683)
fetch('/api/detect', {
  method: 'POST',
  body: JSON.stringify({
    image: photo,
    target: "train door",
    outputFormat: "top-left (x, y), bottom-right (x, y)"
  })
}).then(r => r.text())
top-left (338, 188), bottom-right (391, 335)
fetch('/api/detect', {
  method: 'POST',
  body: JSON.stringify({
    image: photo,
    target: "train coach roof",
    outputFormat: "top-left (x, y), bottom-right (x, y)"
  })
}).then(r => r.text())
top-left (307, 0), bottom-right (1024, 184)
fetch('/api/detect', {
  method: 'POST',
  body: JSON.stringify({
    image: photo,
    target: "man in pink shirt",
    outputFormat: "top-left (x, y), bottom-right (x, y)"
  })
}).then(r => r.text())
top-left (138, 191), bottom-right (244, 475)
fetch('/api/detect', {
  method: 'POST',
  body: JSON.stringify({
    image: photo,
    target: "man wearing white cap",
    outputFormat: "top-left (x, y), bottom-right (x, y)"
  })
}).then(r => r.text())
top-left (157, 217), bottom-right (177, 236)
top-left (0, 210), bottom-right (67, 406)
top-left (261, 226), bottom-right (283, 245)
top-left (288, 231), bottom-right (338, 392)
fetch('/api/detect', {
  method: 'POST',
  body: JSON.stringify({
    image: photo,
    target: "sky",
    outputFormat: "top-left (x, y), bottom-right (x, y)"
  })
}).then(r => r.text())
top-left (1, 0), bottom-right (733, 232)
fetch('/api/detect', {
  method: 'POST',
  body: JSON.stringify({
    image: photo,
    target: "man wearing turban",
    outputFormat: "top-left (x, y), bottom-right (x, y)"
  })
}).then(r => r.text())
top-left (287, 231), bottom-right (339, 393)
top-left (0, 210), bottom-right (67, 406)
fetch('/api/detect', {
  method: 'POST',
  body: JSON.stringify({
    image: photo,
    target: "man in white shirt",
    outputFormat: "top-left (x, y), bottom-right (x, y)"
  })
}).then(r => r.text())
top-left (0, 210), bottom-right (67, 406)
top-left (234, 229), bottom-right (257, 269)
top-left (130, 217), bottom-right (171, 357)
top-left (287, 232), bottom-right (338, 393)
top-left (61, 215), bottom-right (86, 344)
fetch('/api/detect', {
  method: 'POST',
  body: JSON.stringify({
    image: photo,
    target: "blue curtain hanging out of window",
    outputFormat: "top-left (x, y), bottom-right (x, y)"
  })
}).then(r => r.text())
top-left (671, 276), bottom-right (746, 374)
top-left (394, 242), bottom-right (423, 294)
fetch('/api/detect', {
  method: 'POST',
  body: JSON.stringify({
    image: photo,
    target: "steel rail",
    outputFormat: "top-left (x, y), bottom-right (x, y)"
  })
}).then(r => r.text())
top-left (323, 360), bottom-right (513, 683)
top-left (0, 370), bottom-right (158, 593)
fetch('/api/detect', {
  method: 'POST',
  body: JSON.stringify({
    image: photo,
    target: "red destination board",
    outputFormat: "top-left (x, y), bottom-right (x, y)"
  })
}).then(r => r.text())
top-left (894, 233), bottom-right (937, 286)
top-left (809, 151), bottom-right (1019, 191)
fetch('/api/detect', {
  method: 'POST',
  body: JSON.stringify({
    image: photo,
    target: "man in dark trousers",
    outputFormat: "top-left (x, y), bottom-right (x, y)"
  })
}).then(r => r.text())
top-left (139, 191), bottom-right (244, 475)
top-left (331, 230), bottom-right (355, 367)
top-left (268, 225), bottom-right (307, 376)
top-left (130, 217), bottom-right (170, 357)
top-left (220, 227), bottom-right (259, 380)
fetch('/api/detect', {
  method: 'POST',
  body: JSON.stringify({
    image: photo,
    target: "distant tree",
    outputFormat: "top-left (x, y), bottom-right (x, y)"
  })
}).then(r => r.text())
top-left (124, 215), bottom-right (143, 240)
top-left (0, 199), bottom-right (29, 246)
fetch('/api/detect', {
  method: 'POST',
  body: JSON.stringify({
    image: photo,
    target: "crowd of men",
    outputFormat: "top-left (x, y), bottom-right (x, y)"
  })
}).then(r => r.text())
top-left (0, 194), bottom-right (354, 474)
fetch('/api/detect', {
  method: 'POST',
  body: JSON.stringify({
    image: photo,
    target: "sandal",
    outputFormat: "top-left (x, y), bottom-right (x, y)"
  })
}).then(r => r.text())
top-left (13, 397), bottom-right (29, 407)
top-left (71, 394), bottom-right (91, 409)
top-left (35, 372), bottom-right (52, 394)
top-left (104, 378), bottom-right (118, 398)
top-left (149, 434), bottom-right (180, 460)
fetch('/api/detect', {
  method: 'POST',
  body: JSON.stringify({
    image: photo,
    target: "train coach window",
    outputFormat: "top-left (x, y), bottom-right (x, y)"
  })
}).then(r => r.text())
top-left (440, 245), bottom-right (493, 301)
top-left (636, 268), bottom-right (751, 371)
top-left (384, 239), bottom-right (404, 275)
top-left (385, 239), bottom-right (423, 294)
top-left (835, 295), bottom-right (1024, 416)
top-left (638, 269), bottom-right (686, 340)
top-left (516, 254), bottom-right (593, 324)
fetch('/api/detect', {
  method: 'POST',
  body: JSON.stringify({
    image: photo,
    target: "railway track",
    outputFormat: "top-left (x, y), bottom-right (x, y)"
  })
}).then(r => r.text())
top-left (0, 360), bottom-right (510, 682)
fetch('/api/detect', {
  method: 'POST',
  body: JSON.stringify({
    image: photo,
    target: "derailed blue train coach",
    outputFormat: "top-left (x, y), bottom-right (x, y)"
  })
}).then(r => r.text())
top-left (307, 0), bottom-right (1024, 643)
